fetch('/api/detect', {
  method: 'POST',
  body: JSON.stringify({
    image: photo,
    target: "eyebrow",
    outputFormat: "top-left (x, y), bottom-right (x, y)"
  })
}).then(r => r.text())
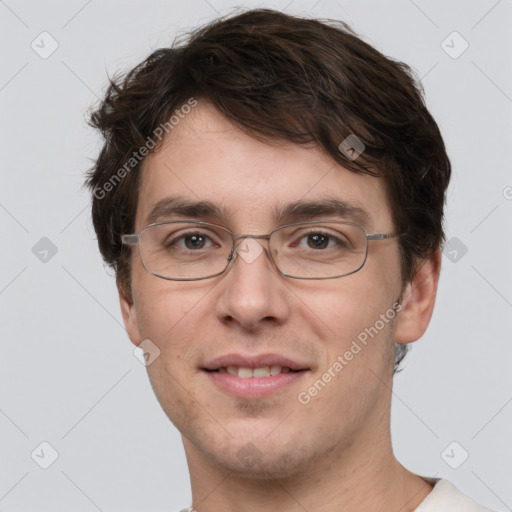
top-left (145, 195), bottom-right (370, 227)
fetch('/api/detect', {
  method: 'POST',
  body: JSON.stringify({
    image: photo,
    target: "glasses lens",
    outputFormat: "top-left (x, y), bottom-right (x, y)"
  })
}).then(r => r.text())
top-left (271, 222), bottom-right (367, 278)
top-left (139, 222), bottom-right (232, 279)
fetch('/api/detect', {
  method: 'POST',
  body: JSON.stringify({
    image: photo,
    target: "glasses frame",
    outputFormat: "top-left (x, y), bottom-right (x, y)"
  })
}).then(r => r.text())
top-left (121, 220), bottom-right (402, 281)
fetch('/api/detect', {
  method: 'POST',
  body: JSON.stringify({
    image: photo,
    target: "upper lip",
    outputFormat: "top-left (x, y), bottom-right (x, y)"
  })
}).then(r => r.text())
top-left (202, 353), bottom-right (310, 371)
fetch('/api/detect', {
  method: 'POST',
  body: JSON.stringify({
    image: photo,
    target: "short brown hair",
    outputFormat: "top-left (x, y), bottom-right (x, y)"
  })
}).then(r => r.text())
top-left (86, 9), bottom-right (451, 369)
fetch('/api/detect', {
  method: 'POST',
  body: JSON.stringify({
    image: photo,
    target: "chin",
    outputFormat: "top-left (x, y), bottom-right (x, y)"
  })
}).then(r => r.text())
top-left (182, 418), bottom-right (322, 480)
top-left (204, 439), bottom-right (313, 481)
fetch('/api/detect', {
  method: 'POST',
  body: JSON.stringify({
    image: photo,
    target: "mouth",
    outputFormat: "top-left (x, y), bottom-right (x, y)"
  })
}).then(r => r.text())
top-left (201, 354), bottom-right (310, 398)
top-left (204, 365), bottom-right (302, 378)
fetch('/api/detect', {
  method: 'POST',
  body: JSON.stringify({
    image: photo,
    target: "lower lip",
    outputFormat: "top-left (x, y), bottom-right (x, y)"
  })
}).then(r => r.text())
top-left (204, 370), bottom-right (308, 399)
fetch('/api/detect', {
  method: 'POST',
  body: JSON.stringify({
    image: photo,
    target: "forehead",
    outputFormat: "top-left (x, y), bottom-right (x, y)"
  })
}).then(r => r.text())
top-left (135, 101), bottom-right (392, 232)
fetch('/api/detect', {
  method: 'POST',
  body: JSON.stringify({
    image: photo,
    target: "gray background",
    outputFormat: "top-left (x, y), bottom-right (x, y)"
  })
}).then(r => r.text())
top-left (1, 0), bottom-right (511, 510)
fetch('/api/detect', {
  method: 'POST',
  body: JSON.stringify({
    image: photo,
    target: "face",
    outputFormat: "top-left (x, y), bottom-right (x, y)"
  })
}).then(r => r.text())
top-left (120, 101), bottom-right (412, 479)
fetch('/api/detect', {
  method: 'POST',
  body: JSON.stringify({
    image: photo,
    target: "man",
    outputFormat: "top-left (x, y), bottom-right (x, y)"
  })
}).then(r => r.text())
top-left (86, 9), bottom-right (495, 512)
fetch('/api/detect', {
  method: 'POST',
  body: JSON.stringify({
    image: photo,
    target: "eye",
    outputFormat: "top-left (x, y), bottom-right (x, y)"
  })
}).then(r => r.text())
top-left (165, 230), bottom-right (217, 251)
top-left (303, 233), bottom-right (330, 250)
top-left (295, 231), bottom-right (349, 250)
top-left (179, 234), bottom-right (211, 250)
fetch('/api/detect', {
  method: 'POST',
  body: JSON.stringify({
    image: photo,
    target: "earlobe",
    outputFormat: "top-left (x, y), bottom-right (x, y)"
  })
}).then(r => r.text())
top-left (394, 249), bottom-right (441, 345)
top-left (117, 279), bottom-right (142, 347)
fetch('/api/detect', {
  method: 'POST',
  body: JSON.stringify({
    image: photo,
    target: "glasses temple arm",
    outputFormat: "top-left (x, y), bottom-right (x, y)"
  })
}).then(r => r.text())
top-left (366, 232), bottom-right (402, 241)
top-left (121, 234), bottom-right (139, 245)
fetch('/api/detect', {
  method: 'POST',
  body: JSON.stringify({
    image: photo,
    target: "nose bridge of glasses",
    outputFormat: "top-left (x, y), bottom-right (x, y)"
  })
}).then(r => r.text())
top-left (227, 233), bottom-right (272, 263)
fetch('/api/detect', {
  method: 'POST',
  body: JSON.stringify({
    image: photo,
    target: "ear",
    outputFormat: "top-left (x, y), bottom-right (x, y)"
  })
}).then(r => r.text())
top-left (394, 249), bottom-right (441, 344)
top-left (117, 279), bottom-right (142, 347)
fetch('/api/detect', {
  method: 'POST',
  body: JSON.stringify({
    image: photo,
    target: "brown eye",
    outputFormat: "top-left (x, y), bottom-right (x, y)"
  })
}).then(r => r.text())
top-left (294, 230), bottom-right (349, 251)
top-left (183, 234), bottom-right (208, 250)
top-left (164, 231), bottom-right (216, 251)
top-left (306, 233), bottom-right (330, 249)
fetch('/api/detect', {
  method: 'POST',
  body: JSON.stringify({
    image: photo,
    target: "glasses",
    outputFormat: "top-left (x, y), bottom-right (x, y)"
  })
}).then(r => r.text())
top-left (121, 220), bottom-right (401, 281)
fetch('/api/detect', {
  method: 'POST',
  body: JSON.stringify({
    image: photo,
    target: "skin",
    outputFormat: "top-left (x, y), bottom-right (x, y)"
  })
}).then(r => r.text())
top-left (119, 100), bottom-right (441, 511)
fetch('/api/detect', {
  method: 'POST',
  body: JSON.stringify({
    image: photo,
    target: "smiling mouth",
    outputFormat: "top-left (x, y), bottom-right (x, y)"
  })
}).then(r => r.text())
top-left (204, 366), bottom-right (303, 378)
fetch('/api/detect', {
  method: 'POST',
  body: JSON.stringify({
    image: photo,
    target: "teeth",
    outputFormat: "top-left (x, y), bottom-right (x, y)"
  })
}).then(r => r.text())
top-left (253, 367), bottom-right (270, 378)
top-left (270, 365), bottom-right (282, 376)
top-left (238, 367), bottom-right (253, 378)
top-left (223, 365), bottom-right (289, 378)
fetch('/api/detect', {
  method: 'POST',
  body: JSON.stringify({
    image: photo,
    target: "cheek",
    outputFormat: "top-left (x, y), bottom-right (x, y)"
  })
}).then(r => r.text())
top-left (132, 276), bottom-right (213, 389)
top-left (291, 266), bottom-right (400, 403)
top-left (292, 270), bottom-right (398, 344)
top-left (132, 269), bottom-right (213, 342)
top-left (135, 283), bottom-right (211, 429)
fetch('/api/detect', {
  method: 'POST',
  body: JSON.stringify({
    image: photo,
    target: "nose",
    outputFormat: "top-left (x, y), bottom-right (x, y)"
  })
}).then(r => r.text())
top-left (214, 237), bottom-right (291, 331)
